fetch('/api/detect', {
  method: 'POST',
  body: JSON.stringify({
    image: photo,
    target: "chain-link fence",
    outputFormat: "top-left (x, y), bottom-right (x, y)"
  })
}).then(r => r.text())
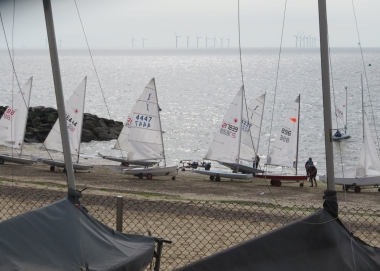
top-left (1, 185), bottom-right (379, 270)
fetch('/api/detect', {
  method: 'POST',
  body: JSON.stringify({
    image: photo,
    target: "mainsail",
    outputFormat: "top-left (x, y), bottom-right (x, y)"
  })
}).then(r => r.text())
top-left (0, 77), bottom-right (32, 149)
top-left (332, 88), bottom-right (347, 131)
top-left (43, 77), bottom-right (87, 155)
top-left (356, 113), bottom-right (380, 177)
top-left (118, 78), bottom-right (164, 161)
top-left (205, 87), bottom-right (243, 164)
top-left (240, 93), bottom-right (265, 162)
top-left (267, 96), bottom-right (300, 168)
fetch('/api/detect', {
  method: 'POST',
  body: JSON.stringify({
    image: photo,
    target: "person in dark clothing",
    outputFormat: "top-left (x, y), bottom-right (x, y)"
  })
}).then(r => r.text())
top-left (254, 155), bottom-right (260, 169)
top-left (334, 130), bottom-right (342, 137)
top-left (309, 165), bottom-right (317, 187)
top-left (305, 157), bottom-right (313, 175)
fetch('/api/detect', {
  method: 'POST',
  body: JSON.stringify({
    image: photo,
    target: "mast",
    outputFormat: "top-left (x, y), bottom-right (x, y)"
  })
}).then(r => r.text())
top-left (361, 74), bottom-right (364, 142)
top-left (236, 86), bottom-right (244, 173)
top-left (76, 77), bottom-right (87, 164)
top-left (256, 93), bottom-right (266, 158)
top-left (345, 86), bottom-right (348, 134)
top-left (318, 0), bottom-right (336, 192)
top-left (295, 94), bottom-right (300, 175)
top-left (153, 78), bottom-right (166, 167)
top-left (43, 0), bottom-right (76, 190)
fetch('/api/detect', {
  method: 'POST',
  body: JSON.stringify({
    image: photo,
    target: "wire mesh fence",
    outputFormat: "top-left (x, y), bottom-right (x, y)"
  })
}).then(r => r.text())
top-left (1, 185), bottom-right (379, 270)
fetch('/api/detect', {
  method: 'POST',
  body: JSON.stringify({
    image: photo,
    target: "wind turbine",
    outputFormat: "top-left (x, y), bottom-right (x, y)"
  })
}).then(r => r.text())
top-left (219, 37), bottom-right (224, 47)
top-left (186, 36), bottom-right (190, 48)
top-left (174, 32), bottom-right (181, 48)
top-left (196, 34), bottom-right (202, 48)
top-left (142, 37), bottom-right (146, 48)
top-left (213, 35), bottom-right (217, 47)
top-left (131, 36), bottom-right (136, 48)
top-left (292, 32), bottom-right (300, 47)
top-left (226, 37), bottom-right (230, 47)
top-left (205, 35), bottom-right (208, 47)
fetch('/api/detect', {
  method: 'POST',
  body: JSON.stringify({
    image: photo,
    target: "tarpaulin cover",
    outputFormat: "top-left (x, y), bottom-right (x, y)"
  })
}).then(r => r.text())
top-left (0, 196), bottom-right (155, 271)
top-left (176, 208), bottom-right (380, 271)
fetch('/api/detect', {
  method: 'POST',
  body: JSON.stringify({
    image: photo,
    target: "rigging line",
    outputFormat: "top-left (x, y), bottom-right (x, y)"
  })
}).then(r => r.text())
top-left (11, 0), bottom-right (15, 160)
top-left (265, 0), bottom-right (287, 162)
top-left (350, 0), bottom-right (379, 150)
top-left (73, 0), bottom-right (125, 160)
top-left (237, 0), bottom-right (244, 86)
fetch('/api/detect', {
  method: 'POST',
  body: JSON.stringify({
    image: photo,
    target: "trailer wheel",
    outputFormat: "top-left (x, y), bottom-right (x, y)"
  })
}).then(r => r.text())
top-left (300, 183), bottom-right (304, 187)
top-left (50, 166), bottom-right (55, 172)
top-left (138, 173), bottom-right (143, 179)
top-left (182, 168), bottom-right (185, 171)
top-left (275, 180), bottom-right (282, 187)
top-left (172, 176), bottom-right (176, 180)
top-left (146, 174), bottom-right (153, 180)
top-left (210, 176), bottom-right (215, 181)
top-left (354, 186), bottom-right (361, 193)
top-left (215, 176), bottom-right (221, 182)
top-left (378, 188), bottom-right (380, 192)
top-left (270, 180), bottom-right (275, 186)
top-left (0, 158), bottom-right (4, 164)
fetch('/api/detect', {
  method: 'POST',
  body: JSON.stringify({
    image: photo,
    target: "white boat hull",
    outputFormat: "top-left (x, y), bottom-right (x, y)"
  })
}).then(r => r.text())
top-left (116, 165), bottom-right (178, 179)
top-left (193, 169), bottom-right (253, 181)
top-left (97, 152), bottom-right (158, 166)
top-left (332, 134), bottom-right (351, 140)
top-left (0, 154), bottom-right (35, 165)
top-left (319, 174), bottom-right (380, 187)
top-left (31, 155), bottom-right (93, 171)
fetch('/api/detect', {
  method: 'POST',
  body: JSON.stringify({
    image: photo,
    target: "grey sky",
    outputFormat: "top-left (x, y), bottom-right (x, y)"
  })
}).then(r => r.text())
top-left (0, 0), bottom-right (379, 49)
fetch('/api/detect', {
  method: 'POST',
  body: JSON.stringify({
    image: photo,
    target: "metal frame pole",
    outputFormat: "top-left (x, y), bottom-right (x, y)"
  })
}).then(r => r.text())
top-left (43, 0), bottom-right (76, 190)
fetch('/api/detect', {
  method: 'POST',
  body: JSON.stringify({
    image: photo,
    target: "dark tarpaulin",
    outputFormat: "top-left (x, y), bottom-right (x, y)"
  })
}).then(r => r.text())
top-left (176, 205), bottom-right (380, 270)
top-left (0, 196), bottom-right (155, 271)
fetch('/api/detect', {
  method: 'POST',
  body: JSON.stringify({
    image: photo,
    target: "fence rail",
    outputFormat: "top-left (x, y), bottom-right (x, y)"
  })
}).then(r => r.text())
top-left (1, 185), bottom-right (379, 270)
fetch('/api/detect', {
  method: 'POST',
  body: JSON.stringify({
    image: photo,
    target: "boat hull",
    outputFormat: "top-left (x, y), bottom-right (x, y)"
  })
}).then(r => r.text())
top-left (218, 161), bottom-right (264, 174)
top-left (254, 174), bottom-right (307, 181)
top-left (97, 152), bottom-right (158, 166)
top-left (122, 165), bottom-right (178, 177)
top-left (332, 134), bottom-right (351, 140)
top-left (193, 169), bottom-right (253, 180)
top-left (319, 174), bottom-right (380, 186)
top-left (31, 155), bottom-right (92, 171)
top-left (0, 154), bottom-right (35, 165)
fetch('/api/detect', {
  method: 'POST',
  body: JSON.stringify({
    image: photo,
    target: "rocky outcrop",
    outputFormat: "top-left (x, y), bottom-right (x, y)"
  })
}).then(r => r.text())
top-left (0, 106), bottom-right (123, 143)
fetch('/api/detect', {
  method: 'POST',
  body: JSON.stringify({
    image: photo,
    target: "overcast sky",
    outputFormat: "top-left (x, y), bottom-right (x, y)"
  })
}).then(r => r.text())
top-left (0, 0), bottom-right (379, 49)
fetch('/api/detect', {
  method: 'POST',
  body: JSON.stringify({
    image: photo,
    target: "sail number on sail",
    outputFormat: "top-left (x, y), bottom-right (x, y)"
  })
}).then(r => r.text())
top-left (134, 114), bottom-right (152, 128)
top-left (280, 128), bottom-right (292, 143)
top-left (241, 119), bottom-right (252, 133)
top-left (66, 113), bottom-right (78, 132)
top-left (220, 122), bottom-right (238, 138)
top-left (2, 108), bottom-right (16, 120)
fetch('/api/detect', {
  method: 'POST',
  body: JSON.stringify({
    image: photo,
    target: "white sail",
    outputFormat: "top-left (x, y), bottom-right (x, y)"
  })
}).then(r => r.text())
top-left (267, 96), bottom-right (300, 168)
top-left (355, 113), bottom-right (380, 177)
top-left (113, 113), bottom-right (132, 152)
top-left (240, 94), bottom-right (265, 162)
top-left (0, 77), bottom-right (33, 149)
top-left (332, 88), bottom-right (347, 131)
top-left (121, 78), bottom-right (164, 161)
top-left (205, 87), bottom-right (243, 163)
top-left (43, 77), bottom-right (87, 155)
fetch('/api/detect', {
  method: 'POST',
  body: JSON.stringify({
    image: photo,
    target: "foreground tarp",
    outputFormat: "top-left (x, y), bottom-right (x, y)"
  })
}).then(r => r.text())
top-left (176, 208), bottom-right (380, 271)
top-left (0, 196), bottom-right (155, 271)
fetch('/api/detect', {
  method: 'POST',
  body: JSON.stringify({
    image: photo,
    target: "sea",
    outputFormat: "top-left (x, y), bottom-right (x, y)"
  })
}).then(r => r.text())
top-left (1, 47), bottom-right (380, 175)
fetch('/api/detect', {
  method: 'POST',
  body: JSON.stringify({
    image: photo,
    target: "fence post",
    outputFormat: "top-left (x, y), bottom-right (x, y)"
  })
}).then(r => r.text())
top-left (116, 196), bottom-right (123, 232)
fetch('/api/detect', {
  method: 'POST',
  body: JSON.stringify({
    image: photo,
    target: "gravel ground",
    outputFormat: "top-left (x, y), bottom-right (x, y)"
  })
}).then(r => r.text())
top-left (1, 159), bottom-right (379, 210)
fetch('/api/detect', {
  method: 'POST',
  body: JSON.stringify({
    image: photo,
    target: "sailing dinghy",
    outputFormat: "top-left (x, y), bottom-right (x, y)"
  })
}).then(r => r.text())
top-left (0, 77), bottom-right (35, 165)
top-left (110, 78), bottom-right (177, 180)
top-left (31, 77), bottom-right (92, 171)
top-left (218, 93), bottom-right (266, 175)
top-left (332, 86), bottom-right (350, 140)
top-left (193, 86), bottom-right (255, 181)
top-left (255, 95), bottom-right (307, 187)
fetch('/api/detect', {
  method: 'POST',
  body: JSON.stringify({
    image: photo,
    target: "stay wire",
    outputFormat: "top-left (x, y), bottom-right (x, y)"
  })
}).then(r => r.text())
top-left (351, 0), bottom-right (379, 151)
top-left (73, 0), bottom-right (125, 159)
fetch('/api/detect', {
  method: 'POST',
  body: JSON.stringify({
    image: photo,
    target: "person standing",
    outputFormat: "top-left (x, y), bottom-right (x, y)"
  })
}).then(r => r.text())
top-left (305, 157), bottom-right (313, 175)
top-left (309, 165), bottom-right (317, 187)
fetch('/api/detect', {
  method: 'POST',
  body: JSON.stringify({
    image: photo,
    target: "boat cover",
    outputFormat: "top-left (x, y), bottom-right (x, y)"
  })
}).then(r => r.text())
top-left (0, 196), bottom-right (155, 271)
top-left (176, 194), bottom-right (380, 271)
